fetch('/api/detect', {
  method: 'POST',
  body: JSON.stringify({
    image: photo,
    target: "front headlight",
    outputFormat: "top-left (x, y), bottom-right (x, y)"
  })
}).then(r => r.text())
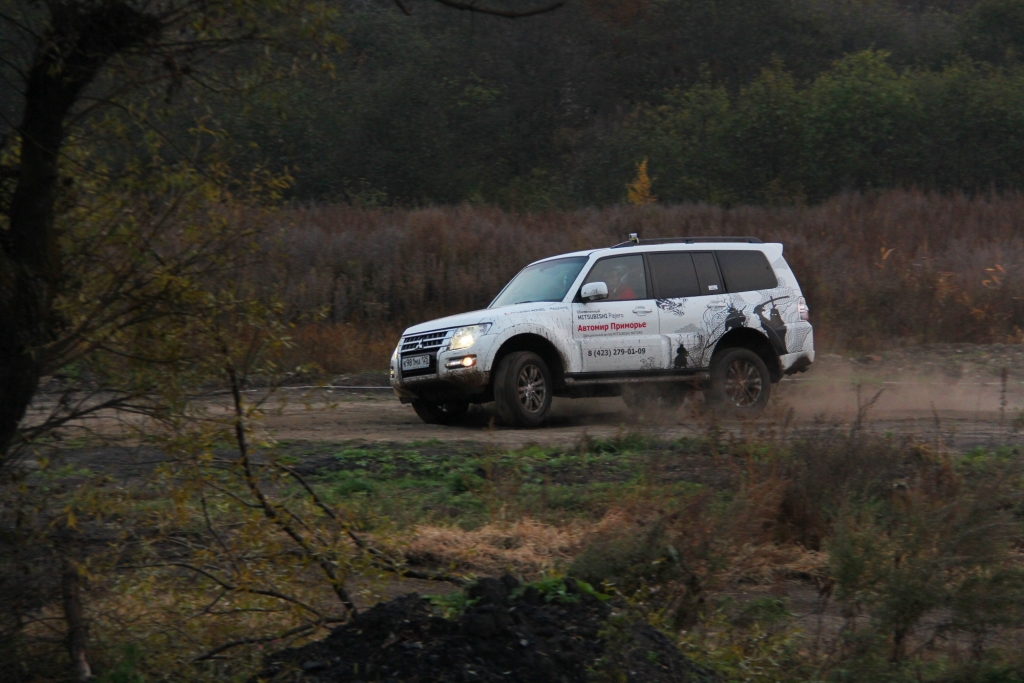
top-left (449, 324), bottom-right (491, 351)
top-left (392, 343), bottom-right (400, 363)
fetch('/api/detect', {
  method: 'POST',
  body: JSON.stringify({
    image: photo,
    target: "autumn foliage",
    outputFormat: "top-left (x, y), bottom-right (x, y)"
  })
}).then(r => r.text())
top-left (271, 190), bottom-right (1024, 372)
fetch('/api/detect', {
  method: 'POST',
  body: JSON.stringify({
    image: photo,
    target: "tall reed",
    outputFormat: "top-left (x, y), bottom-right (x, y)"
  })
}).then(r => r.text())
top-left (271, 191), bottom-right (1024, 371)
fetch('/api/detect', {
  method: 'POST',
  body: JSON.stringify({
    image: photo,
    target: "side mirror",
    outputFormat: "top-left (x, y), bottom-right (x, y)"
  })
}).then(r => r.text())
top-left (581, 282), bottom-right (609, 302)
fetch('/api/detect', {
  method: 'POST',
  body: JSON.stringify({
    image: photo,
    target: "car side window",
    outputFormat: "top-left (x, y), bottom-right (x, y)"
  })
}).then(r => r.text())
top-left (648, 252), bottom-right (701, 298)
top-left (691, 252), bottom-right (723, 294)
top-left (716, 250), bottom-right (778, 292)
top-left (583, 255), bottom-right (648, 301)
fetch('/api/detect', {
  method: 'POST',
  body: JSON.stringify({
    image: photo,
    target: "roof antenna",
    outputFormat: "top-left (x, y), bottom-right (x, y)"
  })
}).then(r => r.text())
top-left (628, 232), bottom-right (640, 244)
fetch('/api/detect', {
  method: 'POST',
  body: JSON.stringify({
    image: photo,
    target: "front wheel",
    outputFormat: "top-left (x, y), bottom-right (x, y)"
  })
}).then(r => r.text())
top-left (704, 348), bottom-right (772, 418)
top-left (412, 400), bottom-right (470, 426)
top-left (493, 351), bottom-right (553, 428)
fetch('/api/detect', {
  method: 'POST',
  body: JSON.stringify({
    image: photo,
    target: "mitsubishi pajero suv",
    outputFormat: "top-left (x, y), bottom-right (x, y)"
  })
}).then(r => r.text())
top-left (390, 236), bottom-right (814, 427)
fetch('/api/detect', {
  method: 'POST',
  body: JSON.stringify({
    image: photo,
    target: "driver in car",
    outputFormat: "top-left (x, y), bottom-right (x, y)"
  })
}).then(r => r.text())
top-left (607, 263), bottom-right (639, 300)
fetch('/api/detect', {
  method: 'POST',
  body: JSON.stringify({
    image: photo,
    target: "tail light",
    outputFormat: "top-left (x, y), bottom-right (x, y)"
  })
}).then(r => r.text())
top-left (797, 297), bottom-right (810, 322)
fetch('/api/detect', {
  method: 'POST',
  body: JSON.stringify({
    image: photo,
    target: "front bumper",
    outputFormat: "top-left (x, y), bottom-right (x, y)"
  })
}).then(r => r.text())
top-left (391, 335), bottom-right (496, 403)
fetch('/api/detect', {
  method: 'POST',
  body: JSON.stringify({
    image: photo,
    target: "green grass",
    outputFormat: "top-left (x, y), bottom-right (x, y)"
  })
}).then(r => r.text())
top-left (961, 444), bottom-right (1024, 466)
top-left (275, 432), bottom-right (719, 529)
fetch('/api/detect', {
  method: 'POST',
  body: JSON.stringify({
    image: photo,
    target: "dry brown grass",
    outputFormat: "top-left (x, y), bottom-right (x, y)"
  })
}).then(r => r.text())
top-left (401, 508), bottom-right (828, 588)
top-left (268, 191), bottom-right (1024, 371)
top-left (277, 323), bottom-right (400, 374)
top-left (403, 518), bottom-right (589, 577)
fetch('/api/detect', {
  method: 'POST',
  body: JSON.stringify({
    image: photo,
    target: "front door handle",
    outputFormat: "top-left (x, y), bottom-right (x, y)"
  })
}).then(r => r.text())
top-left (706, 302), bottom-right (727, 309)
top-left (633, 307), bottom-right (653, 315)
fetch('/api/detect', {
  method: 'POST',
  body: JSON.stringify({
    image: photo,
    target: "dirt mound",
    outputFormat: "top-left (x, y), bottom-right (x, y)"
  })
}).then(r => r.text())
top-left (262, 576), bottom-right (718, 683)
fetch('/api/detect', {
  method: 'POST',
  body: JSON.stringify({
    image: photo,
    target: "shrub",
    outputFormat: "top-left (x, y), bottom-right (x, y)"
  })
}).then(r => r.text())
top-left (267, 191), bottom-right (1024, 373)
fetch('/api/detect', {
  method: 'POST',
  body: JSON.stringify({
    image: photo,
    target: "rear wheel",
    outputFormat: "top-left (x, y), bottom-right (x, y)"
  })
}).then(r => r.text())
top-left (412, 400), bottom-right (470, 426)
top-left (494, 351), bottom-right (553, 428)
top-left (704, 348), bottom-right (772, 418)
top-left (621, 384), bottom-right (688, 413)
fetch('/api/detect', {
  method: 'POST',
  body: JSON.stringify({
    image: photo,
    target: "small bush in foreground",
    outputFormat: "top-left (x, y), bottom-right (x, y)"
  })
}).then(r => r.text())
top-left (565, 430), bottom-right (1024, 681)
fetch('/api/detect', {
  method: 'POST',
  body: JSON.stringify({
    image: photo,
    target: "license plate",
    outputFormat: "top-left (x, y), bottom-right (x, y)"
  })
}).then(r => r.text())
top-left (401, 355), bottom-right (431, 371)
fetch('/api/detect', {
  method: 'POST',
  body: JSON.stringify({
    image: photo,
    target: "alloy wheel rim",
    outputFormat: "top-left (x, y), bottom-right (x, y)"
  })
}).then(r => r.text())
top-left (723, 359), bottom-right (762, 407)
top-left (517, 364), bottom-right (547, 413)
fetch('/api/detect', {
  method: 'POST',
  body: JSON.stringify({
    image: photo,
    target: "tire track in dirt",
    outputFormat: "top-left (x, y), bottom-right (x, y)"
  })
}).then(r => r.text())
top-left (23, 349), bottom-right (1024, 461)
top-left (263, 372), bottom-right (1021, 453)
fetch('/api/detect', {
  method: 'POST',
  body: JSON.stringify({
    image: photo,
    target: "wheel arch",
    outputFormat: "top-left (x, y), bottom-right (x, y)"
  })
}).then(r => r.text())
top-left (490, 333), bottom-right (567, 393)
top-left (710, 328), bottom-right (782, 382)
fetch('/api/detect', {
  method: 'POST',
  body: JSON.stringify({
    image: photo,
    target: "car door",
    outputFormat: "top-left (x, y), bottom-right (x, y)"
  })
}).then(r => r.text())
top-left (572, 254), bottom-right (666, 372)
top-left (650, 251), bottom-right (729, 370)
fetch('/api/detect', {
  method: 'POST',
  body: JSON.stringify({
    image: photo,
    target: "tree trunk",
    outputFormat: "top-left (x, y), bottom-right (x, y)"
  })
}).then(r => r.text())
top-left (61, 560), bottom-right (92, 681)
top-left (0, 2), bottom-right (162, 461)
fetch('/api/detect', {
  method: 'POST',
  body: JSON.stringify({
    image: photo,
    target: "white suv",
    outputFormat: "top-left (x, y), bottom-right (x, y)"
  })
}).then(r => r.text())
top-left (390, 236), bottom-right (814, 427)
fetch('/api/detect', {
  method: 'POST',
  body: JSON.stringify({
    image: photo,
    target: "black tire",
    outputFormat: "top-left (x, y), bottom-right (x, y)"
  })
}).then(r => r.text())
top-left (493, 351), bottom-right (553, 428)
top-left (412, 399), bottom-right (470, 426)
top-left (621, 384), bottom-right (688, 413)
top-left (704, 347), bottom-right (772, 418)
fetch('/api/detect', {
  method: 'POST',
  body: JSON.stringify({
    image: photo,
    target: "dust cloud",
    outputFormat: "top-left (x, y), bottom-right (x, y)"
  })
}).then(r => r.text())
top-left (23, 346), bottom-right (1024, 453)
top-left (772, 353), bottom-right (1023, 422)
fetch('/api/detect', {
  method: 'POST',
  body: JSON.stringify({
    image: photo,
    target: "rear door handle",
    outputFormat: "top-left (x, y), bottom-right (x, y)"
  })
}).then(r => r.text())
top-left (706, 302), bottom-right (727, 309)
top-left (633, 307), bottom-right (653, 315)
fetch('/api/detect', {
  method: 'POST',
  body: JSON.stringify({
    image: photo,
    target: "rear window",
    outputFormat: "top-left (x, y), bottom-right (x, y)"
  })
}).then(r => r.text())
top-left (692, 252), bottom-right (723, 294)
top-left (716, 250), bottom-right (778, 292)
top-left (648, 252), bottom-right (701, 298)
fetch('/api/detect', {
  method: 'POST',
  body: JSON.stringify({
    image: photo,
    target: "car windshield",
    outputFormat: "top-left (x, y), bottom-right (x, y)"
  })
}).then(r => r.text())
top-left (489, 256), bottom-right (589, 308)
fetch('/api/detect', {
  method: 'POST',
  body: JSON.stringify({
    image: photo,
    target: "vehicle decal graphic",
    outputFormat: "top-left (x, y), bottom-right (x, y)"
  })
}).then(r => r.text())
top-left (576, 321), bottom-right (647, 333)
top-left (577, 311), bottom-right (624, 320)
top-left (725, 305), bottom-right (746, 333)
top-left (661, 277), bottom-right (807, 369)
top-left (754, 296), bottom-right (790, 355)
top-left (673, 343), bottom-right (688, 369)
top-left (655, 298), bottom-right (686, 316)
top-left (788, 325), bottom-right (813, 353)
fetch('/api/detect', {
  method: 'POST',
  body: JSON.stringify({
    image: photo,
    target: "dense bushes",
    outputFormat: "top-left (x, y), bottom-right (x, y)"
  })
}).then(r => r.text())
top-left (617, 52), bottom-right (1024, 205)
top-left (568, 432), bottom-right (1024, 682)
top-left (190, 0), bottom-right (1024, 207)
top-left (59, 2), bottom-right (1024, 208)
top-left (270, 192), bottom-right (1024, 372)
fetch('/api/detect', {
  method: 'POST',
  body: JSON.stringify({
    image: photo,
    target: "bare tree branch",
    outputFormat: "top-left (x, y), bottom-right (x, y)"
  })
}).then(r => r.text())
top-left (190, 617), bottom-right (346, 662)
top-left (225, 355), bottom-right (359, 614)
top-left (128, 562), bottom-right (324, 618)
top-left (276, 461), bottom-right (469, 586)
top-left (426, 0), bottom-right (564, 18)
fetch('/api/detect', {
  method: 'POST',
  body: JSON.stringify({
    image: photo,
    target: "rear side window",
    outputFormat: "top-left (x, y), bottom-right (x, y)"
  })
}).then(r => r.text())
top-left (692, 252), bottom-right (723, 294)
top-left (648, 252), bottom-right (701, 298)
top-left (716, 250), bottom-right (778, 292)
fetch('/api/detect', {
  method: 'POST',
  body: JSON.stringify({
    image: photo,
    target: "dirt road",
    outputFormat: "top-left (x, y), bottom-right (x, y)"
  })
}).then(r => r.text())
top-left (262, 348), bottom-right (1024, 452)
top-left (23, 345), bottom-right (1024, 454)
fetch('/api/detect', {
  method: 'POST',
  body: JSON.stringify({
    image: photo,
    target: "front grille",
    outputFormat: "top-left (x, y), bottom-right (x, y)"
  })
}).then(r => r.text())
top-left (399, 329), bottom-right (453, 378)
top-left (400, 329), bottom-right (451, 355)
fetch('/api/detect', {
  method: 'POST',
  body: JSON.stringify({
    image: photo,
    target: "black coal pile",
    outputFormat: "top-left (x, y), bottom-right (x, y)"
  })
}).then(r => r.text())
top-left (261, 575), bottom-right (717, 683)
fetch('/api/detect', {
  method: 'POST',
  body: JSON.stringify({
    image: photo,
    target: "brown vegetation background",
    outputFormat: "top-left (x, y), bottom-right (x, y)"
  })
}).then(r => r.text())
top-left (273, 190), bottom-right (1024, 373)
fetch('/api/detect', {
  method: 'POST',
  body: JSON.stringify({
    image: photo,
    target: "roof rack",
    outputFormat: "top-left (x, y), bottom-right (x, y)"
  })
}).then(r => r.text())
top-left (610, 236), bottom-right (763, 248)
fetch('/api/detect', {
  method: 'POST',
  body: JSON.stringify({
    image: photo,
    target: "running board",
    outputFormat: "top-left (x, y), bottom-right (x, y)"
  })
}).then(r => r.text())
top-left (564, 371), bottom-right (709, 386)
